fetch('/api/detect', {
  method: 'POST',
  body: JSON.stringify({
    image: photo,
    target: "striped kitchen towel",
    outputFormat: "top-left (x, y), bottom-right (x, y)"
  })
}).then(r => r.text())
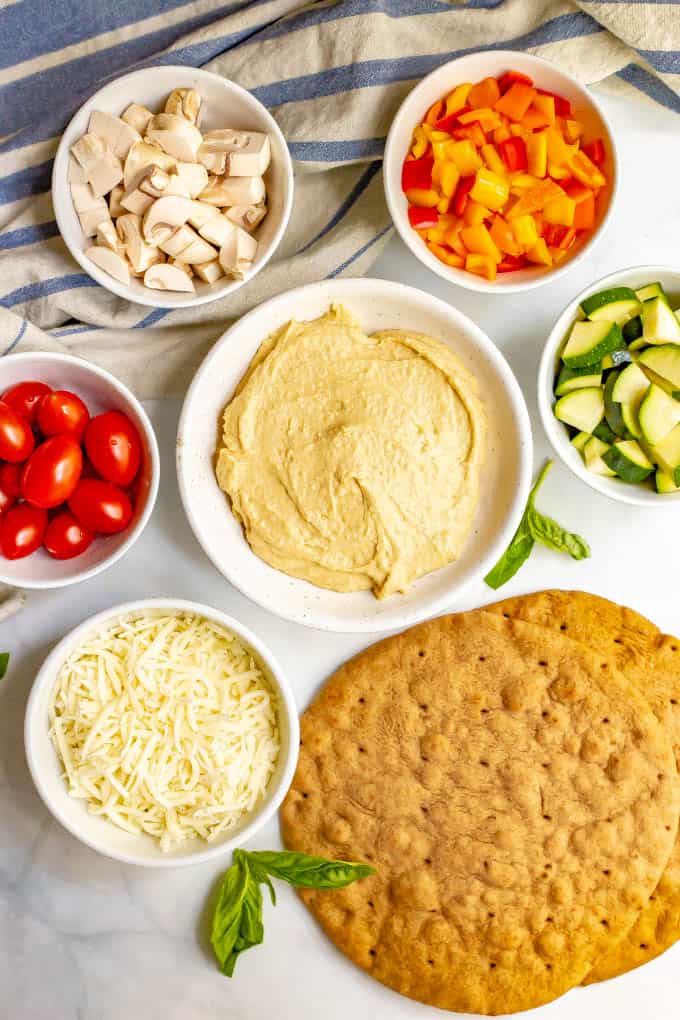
top-left (0, 0), bottom-right (678, 397)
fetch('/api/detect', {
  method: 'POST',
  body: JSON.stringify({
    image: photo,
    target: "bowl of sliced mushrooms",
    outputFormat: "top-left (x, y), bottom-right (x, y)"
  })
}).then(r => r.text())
top-left (52, 66), bottom-right (294, 307)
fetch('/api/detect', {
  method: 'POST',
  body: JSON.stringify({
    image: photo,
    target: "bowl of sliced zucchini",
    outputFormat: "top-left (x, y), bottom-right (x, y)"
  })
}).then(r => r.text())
top-left (539, 266), bottom-right (680, 505)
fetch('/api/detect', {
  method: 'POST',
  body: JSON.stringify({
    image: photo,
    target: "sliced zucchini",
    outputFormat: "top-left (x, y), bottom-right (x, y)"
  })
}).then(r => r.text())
top-left (593, 421), bottom-right (617, 444)
top-left (622, 315), bottom-right (643, 344)
top-left (583, 436), bottom-right (616, 477)
top-left (651, 422), bottom-right (680, 485)
top-left (638, 384), bottom-right (680, 445)
top-left (602, 348), bottom-right (633, 369)
top-left (655, 470), bottom-right (680, 494)
top-left (570, 431), bottom-right (591, 452)
top-left (642, 296), bottom-right (680, 345)
top-left (611, 362), bottom-right (649, 440)
top-left (603, 371), bottom-right (629, 438)
top-left (580, 287), bottom-right (641, 325)
top-left (554, 387), bottom-right (604, 433)
top-left (561, 320), bottom-right (625, 369)
top-left (635, 281), bottom-right (667, 304)
top-left (638, 344), bottom-right (680, 389)
top-left (602, 440), bottom-right (654, 483)
top-left (555, 363), bottom-right (602, 396)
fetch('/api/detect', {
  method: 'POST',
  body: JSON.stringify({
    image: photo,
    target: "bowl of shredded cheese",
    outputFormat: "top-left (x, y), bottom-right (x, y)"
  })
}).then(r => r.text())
top-left (25, 599), bottom-right (298, 866)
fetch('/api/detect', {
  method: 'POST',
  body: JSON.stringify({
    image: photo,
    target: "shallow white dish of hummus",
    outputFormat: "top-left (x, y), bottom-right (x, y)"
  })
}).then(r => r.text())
top-left (177, 278), bottom-right (532, 633)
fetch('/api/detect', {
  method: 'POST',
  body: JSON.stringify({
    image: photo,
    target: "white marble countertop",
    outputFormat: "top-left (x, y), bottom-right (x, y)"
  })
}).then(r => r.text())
top-left (3, 90), bottom-right (680, 1019)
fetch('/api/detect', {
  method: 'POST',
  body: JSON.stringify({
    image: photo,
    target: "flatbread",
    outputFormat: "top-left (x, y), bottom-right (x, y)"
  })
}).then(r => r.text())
top-left (281, 611), bottom-right (679, 1015)
top-left (488, 590), bottom-right (680, 983)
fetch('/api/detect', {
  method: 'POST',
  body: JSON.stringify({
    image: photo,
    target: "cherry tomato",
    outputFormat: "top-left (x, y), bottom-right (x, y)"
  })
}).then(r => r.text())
top-left (0, 486), bottom-right (14, 516)
top-left (21, 436), bottom-right (83, 509)
top-left (2, 381), bottom-right (51, 423)
top-left (84, 411), bottom-right (142, 487)
top-left (68, 478), bottom-right (132, 534)
top-left (0, 402), bottom-right (35, 462)
top-left (37, 390), bottom-right (89, 440)
top-left (0, 504), bottom-right (47, 559)
top-left (0, 463), bottom-right (21, 498)
top-left (44, 511), bottom-right (94, 560)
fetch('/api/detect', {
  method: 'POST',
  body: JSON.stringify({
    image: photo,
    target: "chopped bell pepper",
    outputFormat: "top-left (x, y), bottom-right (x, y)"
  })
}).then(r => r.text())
top-left (443, 83), bottom-right (473, 116)
top-left (543, 223), bottom-right (569, 247)
top-left (427, 241), bottom-right (464, 268)
top-left (499, 136), bottom-right (527, 172)
top-left (494, 82), bottom-right (536, 122)
top-left (531, 93), bottom-right (555, 125)
top-left (493, 123), bottom-right (511, 145)
top-left (582, 138), bottom-right (606, 167)
top-left (432, 159), bottom-right (460, 198)
top-left (408, 206), bottom-right (439, 229)
top-left (563, 119), bottom-right (584, 143)
top-left (464, 200), bottom-right (491, 227)
top-left (510, 173), bottom-right (540, 194)
top-left (432, 111), bottom-right (460, 134)
top-left (526, 237), bottom-right (553, 266)
top-left (506, 178), bottom-right (565, 217)
top-left (547, 161), bottom-right (571, 181)
top-left (481, 143), bottom-right (506, 177)
top-left (470, 166), bottom-right (510, 211)
top-left (452, 123), bottom-right (487, 148)
top-left (510, 214), bottom-right (539, 248)
top-left (460, 223), bottom-right (502, 261)
top-left (465, 253), bottom-right (497, 280)
top-left (468, 77), bottom-right (501, 109)
top-left (402, 156), bottom-right (434, 192)
top-left (526, 130), bottom-right (548, 177)
top-left (497, 253), bottom-right (528, 272)
top-left (405, 187), bottom-right (440, 208)
top-left (543, 195), bottom-right (575, 226)
top-left (558, 226), bottom-right (576, 250)
top-left (545, 126), bottom-right (573, 166)
top-left (521, 107), bottom-right (552, 132)
top-left (444, 223), bottom-right (468, 257)
top-left (452, 174), bottom-right (475, 215)
top-left (425, 99), bottom-right (445, 126)
top-left (410, 125), bottom-right (429, 159)
top-left (567, 149), bottom-right (606, 189)
top-left (536, 89), bottom-right (571, 117)
top-left (446, 140), bottom-right (483, 175)
top-left (436, 194), bottom-right (450, 213)
top-left (573, 192), bottom-right (595, 230)
top-left (458, 107), bottom-right (502, 132)
top-left (490, 215), bottom-right (521, 257)
top-left (499, 70), bottom-right (534, 92)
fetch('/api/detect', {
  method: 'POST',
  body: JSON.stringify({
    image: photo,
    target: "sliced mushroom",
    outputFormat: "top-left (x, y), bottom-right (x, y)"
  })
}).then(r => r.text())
top-left (164, 88), bottom-right (201, 125)
top-left (193, 259), bottom-right (224, 284)
top-left (226, 204), bottom-right (267, 232)
top-left (173, 161), bottom-right (209, 199)
top-left (158, 224), bottom-right (199, 258)
top-left (144, 263), bottom-right (195, 292)
top-left (68, 156), bottom-right (88, 185)
top-left (116, 213), bottom-right (163, 274)
top-left (108, 184), bottom-right (126, 218)
top-left (196, 144), bottom-right (227, 174)
top-left (71, 133), bottom-right (107, 172)
top-left (186, 200), bottom-right (219, 230)
top-left (198, 212), bottom-right (235, 248)
top-left (71, 181), bottom-right (111, 237)
top-left (169, 257), bottom-right (194, 278)
top-left (121, 102), bottom-right (154, 136)
top-left (219, 226), bottom-right (257, 279)
top-left (201, 129), bottom-right (271, 177)
top-left (86, 151), bottom-right (124, 198)
top-left (86, 246), bottom-right (130, 285)
top-left (71, 181), bottom-right (101, 214)
top-left (199, 175), bottom-right (265, 207)
top-left (96, 219), bottom-right (124, 255)
top-left (120, 176), bottom-right (155, 216)
top-left (123, 140), bottom-right (176, 190)
top-left (88, 111), bottom-right (140, 159)
top-left (146, 113), bottom-right (203, 162)
top-left (178, 236), bottom-right (217, 264)
top-left (139, 167), bottom-right (191, 199)
top-left (142, 195), bottom-right (200, 243)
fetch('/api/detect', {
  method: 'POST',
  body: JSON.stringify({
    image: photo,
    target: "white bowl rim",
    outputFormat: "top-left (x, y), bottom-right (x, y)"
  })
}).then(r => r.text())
top-left (0, 351), bottom-right (159, 587)
top-left (383, 48), bottom-right (619, 294)
top-left (538, 263), bottom-right (680, 507)
top-left (52, 63), bottom-right (294, 309)
top-left (24, 596), bottom-right (300, 867)
top-left (176, 276), bottom-right (534, 632)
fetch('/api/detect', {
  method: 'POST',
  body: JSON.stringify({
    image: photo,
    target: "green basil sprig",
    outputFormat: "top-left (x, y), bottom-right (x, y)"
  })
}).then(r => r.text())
top-left (485, 460), bottom-right (590, 590)
top-left (211, 849), bottom-right (374, 976)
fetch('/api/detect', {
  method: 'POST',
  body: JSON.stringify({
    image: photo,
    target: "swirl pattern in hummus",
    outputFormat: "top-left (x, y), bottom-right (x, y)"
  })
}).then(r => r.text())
top-left (216, 304), bottom-right (486, 598)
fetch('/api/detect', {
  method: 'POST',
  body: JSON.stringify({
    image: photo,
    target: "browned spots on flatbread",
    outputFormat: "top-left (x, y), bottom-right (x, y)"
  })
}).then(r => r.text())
top-left (281, 610), bottom-right (679, 1015)
top-left (488, 590), bottom-right (680, 983)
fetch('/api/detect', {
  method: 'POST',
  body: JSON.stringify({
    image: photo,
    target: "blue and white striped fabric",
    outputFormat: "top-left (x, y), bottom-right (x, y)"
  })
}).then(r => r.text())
top-left (0, 0), bottom-right (678, 396)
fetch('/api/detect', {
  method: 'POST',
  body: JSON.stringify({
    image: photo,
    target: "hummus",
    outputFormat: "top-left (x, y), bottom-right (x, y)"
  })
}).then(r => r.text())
top-left (216, 304), bottom-right (486, 598)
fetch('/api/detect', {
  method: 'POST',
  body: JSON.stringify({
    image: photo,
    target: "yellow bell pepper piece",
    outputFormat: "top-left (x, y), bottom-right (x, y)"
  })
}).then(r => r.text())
top-left (425, 223), bottom-right (447, 243)
top-left (464, 200), bottom-right (490, 227)
top-left (546, 126), bottom-right (573, 166)
top-left (506, 178), bottom-right (565, 217)
top-left (510, 214), bottom-right (538, 249)
top-left (543, 195), bottom-right (575, 226)
top-left (493, 123), bottom-right (511, 145)
top-left (563, 119), bottom-right (584, 143)
top-left (445, 140), bottom-right (482, 176)
top-left (458, 107), bottom-right (501, 131)
top-left (509, 173), bottom-right (540, 194)
top-left (481, 143), bottom-right (506, 177)
top-left (568, 149), bottom-right (606, 189)
top-left (526, 237), bottom-right (553, 266)
top-left (432, 160), bottom-right (460, 198)
top-left (490, 215), bottom-right (521, 257)
top-left (470, 167), bottom-right (509, 212)
top-left (444, 223), bottom-right (468, 257)
top-left (423, 126), bottom-right (450, 143)
top-left (428, 241), bottom-right (464, 268)
top-left (547, 161), bottom-right (571, 181)
top-left (460, 223), bottom-right (502, 261)
top-left (410, 125), bottom-right (429, 159)
top-left (468, 77), bottom-right (501, 110)
top-left (436, 195), bottom-right (450, 214)
top-left (526, 130), bottom-right (548, 178)
top-left (404, 188), bottom-right (440, 207)
top-left (509, 124), bottom-right (529, 139)
top-left (465, 253), bottom-right (497, 281)
top-left (532, 93), bottom-right (555, 125)
top-left (443, 83), bottom-right (472, 116)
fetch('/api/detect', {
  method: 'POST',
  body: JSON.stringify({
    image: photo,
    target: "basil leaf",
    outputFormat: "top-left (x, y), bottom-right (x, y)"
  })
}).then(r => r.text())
top-left (244, 850), bottom-right (375, 889)
top-left (0, 653), bottom-right (8, 680)
top-left (527, 507), bottom-right (590, 561)
top-left (484, 523), bottom-right (534, 590)
top-left (527, 458), bottom-right (553, 508)
top-left (211, 854), bottom-right (263, 977)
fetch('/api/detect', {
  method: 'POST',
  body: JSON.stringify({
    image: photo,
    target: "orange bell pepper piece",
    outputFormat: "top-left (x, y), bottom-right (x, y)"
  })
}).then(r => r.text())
top-left (464, 200), bottom-right (491, 227)
top-left (494, 82), bottom-right (536, 122)
top-left (404, 188), bottom-right (440, 207)
top-left (506, 178), bottom-right (565, 217)
top-left (490, 215), bottom-right (521, 257)
top-left (544, 195), bottom-right (575, 226)
top-left (465, 253), bottom-right (497, 281)
top-left (558, 226), bottom-right (577, 250)
top-left (567, 149), bottom-right (606, 188)
top-left (521, 107), bottom-right (551, 132)
top-left (548, 162), bottom-right (571, 181)
top-left (452, 123), bottom-right (487, 148)
top-left (493, 123), bottom-right (511, 145)
top-left (428, 241), bottom-right (464, 268)
top-left (444, 223), bottom-right (468, 257)
top-left (468, 76), bottom-right (501, 109)
top-left (458, 107), bottom-right (501, 131)
top-left (432, 160), bottom-right (460, 198)
top-left (573, 192), bottom-right (595, 230)
top-left (526, 130), bottom-right (548, 177)
top-left (460, 223), bottom-right (502, 261)
top-left (546, 126), bottom-right (573, 166)
top-left (425, 99), bottom-right (445, 126)
top-left (563, 119), bottom-right (584, 142)
top-left (526, 237), bottom-right (553, 266)
top-left (532, 93), bottom-right (556, 125)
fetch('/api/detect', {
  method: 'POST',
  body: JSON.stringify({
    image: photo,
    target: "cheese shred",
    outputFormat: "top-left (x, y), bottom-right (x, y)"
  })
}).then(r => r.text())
top-left (49, 610), bottom-right (281, 852)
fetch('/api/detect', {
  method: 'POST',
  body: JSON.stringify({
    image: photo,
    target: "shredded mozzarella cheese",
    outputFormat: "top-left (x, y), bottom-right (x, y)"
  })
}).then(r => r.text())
top-left (49, 610), bottom-right (280, 852)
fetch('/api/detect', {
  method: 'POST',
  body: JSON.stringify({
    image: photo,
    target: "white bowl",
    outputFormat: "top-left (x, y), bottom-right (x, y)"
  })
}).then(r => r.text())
top-left (0, 352), bottom-right (159, 588)
top-left (177, 278), bottom-right (533, 633)
top-left (384, 50), bottom-right (618, 294)
top-left (53, 65), bottom-right (294, 308)
top-left (25, 598), bottom-right (299, 867)
top-left (539, 265), bottom-right (680, 507)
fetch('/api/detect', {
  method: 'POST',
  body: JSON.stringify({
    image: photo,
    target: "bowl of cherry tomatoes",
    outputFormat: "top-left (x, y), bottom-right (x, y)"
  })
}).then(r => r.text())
top-left (0, 352), bottom-right (159, 588)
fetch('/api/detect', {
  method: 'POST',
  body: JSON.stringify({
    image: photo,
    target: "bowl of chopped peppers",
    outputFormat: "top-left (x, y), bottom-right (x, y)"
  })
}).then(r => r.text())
top-left (384, 51), bottom-right (617, 292)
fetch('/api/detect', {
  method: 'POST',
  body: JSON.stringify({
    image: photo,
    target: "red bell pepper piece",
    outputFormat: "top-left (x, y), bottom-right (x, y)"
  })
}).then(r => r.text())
top-left (497, 254), bottom-right (528, 273)
top-left (536, 89), bottom-right (571, 117)
top-left (452, 175), bottom-right (475, 216)
top-left (499, 70), bottom-right (534, 93)
top-left (408, 206), bottom-right (439, 230)
top-left (582, 138), bottom-right (605, 167)
top-left (543, 223), bottom-right (569, 247)
top-left (499, 136), bottom-right (527, 171)
top-left (402, 156), bottom-right (434, 192)
top-left (433, 111), bottom-right (459, 133)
